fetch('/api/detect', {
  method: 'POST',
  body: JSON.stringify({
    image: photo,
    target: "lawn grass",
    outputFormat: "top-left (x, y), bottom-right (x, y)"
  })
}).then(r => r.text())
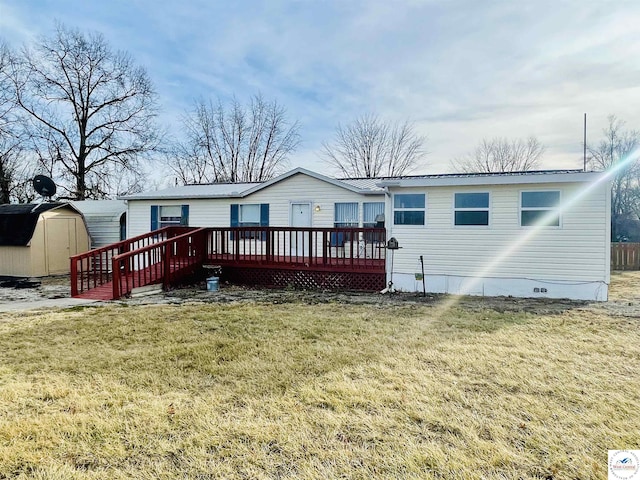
top-left (0, 295), bottom-right (638, 479)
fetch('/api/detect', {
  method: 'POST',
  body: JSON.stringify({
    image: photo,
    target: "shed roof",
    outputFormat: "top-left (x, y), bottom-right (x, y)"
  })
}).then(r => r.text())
top-left (70, 200), bottom-right (127, 218)
top-left (0, 203), bottom-right (80, 246)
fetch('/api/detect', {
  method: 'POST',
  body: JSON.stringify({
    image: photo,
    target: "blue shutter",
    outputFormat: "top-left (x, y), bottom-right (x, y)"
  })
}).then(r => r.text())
top-left (150, 205), bottom-right (159, 231)
top-left (180, 205), bottom-right (189, 226)
top-left (230, 204), bottom-right (239, 226)
top-left (230, 204), bottom-right (239, 240)
top-left (260, 204), bottom-right (269, 240)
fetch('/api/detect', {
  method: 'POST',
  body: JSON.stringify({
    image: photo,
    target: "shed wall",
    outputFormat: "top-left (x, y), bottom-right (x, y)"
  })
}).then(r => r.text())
top-left (0, 246), bottom-right (33, 276)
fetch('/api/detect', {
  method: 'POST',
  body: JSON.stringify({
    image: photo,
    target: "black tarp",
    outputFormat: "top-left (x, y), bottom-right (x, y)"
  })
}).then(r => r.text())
top-left (0, 203), bottom-right (65, 246)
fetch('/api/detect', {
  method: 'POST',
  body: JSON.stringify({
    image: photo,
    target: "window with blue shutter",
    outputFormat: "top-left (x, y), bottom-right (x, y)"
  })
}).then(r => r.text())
top-left (231, 204), bottom-right (269, 239)
top-left (151, 205), bottom-right (190, 230)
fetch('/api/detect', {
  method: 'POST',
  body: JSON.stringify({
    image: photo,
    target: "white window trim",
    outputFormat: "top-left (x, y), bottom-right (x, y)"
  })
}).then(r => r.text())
top-left (519, 189), bottom-right (562, 228)
top-left (393, 193), bottom-right (427, 227)
top-left (452, 192), bottom-right (491, 228)
top-left (159, 205), bottom-right (184, 228)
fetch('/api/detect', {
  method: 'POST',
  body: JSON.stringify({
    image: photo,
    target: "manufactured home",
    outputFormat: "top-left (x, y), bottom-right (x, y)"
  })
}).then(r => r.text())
top-left (0, 203), bottom-right (90, 277)
top-left (379, 170), bottom-right (610, 301)
top-left (117, 168), bottom-right (610, 301)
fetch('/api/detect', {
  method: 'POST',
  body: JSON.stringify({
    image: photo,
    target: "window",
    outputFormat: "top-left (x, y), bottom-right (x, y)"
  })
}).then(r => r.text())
top-left (230, 203), bottom-right (269, 239)
top-left (332, 202), bottom-right (358, 246)
top-left (160, 206), bottom-right (183, 227)
top-left (393, 194), bottom-right (425, 225)
top-left (454, 192), bottom-right (489, 226)
top-left (520, 191), bottom-right (560, 227)
top-left (334, 203), bottom-right (359, 227)
top-left (150, 205), bottom-right (189, 230)
top-left (363, 202), bottom-right (385, 228)
top-left (239, 204), bottom-right (260, 227)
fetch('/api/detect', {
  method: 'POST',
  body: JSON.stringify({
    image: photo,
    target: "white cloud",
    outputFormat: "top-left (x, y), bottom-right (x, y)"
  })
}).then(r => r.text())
top-left (1, 0), bottom-right (639, 175)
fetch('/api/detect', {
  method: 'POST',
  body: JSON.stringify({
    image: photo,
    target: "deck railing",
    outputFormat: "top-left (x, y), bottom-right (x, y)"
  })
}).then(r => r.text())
top-left (70, 226), bottom-right (195, 297)
top-left (111, 228), bottom-right (208, 299)
top-left (206, 227), bottom-right (386, 271)
top-left (71, 226), bottom-right (386, 299)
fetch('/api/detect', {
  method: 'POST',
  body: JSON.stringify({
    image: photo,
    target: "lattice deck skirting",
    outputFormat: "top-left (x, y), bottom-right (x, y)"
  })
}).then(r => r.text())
top-left (222, 267), bottom-right (386, 292)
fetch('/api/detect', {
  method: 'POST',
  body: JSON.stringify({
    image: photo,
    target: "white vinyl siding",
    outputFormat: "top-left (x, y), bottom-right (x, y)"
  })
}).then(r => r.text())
top-left (388, 182), bottom-right (609, 284)
top-left (126, 172), bottom-right (385, 237)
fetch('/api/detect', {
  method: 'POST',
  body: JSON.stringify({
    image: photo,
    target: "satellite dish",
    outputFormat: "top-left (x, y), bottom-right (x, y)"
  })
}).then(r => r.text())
top-left (33, 175), bottom-right (57, 198)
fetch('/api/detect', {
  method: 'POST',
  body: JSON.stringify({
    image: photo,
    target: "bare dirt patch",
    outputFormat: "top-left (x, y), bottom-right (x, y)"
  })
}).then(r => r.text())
top-left (0, 275), bottom-right (70, 303)
top-left (160, 281), bottom-right (587, 315)
top-left (2, 271), bottom-right (640, 318)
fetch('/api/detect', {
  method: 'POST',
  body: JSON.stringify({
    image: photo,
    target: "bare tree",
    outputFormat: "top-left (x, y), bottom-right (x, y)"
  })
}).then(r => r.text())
top-left (8, 23), bottom-right (160, 200)
top-left (588, 115), bottom-right (640, 241)
top-left (451, 136), bottom-right (545, 173)
top-left (322, 114), bottom-right (426, 178)
top-left (167, 94), bottom-right (300, 184)
top-left (0, 40), bottom-right (32, 204)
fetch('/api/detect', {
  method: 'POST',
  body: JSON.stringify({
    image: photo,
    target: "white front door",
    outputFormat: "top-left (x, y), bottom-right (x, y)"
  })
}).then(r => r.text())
top-left (290, 202), bottom-right (311, 255)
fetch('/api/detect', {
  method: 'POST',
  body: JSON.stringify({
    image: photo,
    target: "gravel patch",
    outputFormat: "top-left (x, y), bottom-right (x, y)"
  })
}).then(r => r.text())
top-left (1, 272), bottom-right (639, 318)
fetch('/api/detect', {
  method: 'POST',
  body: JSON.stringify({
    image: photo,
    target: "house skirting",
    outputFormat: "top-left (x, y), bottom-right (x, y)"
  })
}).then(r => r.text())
top-left (388, 272), bottom-right (608, 302)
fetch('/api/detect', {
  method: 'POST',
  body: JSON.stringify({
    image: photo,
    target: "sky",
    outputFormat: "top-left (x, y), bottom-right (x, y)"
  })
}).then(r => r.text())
top-left (1, 0), bottom-right (639, 177)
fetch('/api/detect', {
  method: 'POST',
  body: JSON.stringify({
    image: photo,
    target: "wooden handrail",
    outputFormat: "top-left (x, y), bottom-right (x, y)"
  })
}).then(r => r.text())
top-left (111, 228), bottom-right (208, 299)
top-left (70, 226), bottom-right (195, 296)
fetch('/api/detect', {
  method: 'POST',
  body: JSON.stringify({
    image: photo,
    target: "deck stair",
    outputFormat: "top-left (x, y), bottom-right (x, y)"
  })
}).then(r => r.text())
top-left (71, 226), bottom-right (386, 300)
top-left (71, 227), bottom-right (207, 300)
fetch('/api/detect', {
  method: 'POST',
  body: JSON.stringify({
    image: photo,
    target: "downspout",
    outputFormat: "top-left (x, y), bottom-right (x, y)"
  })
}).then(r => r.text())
top-left (384, 186), bottom-right (393, 291)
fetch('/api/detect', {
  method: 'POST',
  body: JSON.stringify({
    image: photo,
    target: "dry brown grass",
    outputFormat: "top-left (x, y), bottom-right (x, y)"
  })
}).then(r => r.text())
top-left (0, 278), bottom-right (638, 479)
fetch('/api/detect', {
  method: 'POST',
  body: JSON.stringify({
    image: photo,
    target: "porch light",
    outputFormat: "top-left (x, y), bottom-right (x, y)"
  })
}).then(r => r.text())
top-left (314, 205), bottom-right (321, 212)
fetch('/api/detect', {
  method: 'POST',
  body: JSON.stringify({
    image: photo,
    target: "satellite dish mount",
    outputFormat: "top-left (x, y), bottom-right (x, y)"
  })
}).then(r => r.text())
top-left (31, 175), bottom-right (57, 212)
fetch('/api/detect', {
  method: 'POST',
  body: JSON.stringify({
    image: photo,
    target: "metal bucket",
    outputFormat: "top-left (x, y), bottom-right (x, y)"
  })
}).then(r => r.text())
top-left (206, 276), bottom-right (219, 292)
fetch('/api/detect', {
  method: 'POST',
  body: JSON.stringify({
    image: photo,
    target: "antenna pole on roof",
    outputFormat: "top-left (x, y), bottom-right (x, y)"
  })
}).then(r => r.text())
top-left (583, 113), bottom-right (587, 172)
top-left (30, 201), bottom-right (44, 213)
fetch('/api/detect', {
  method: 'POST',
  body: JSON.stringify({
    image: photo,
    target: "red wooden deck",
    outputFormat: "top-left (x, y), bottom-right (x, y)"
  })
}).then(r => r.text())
top-left (71, 226), bottom-right (386, 300)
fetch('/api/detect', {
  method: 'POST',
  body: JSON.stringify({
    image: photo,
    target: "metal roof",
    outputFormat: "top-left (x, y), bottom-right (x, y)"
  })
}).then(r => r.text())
top-left (376, 169), bottom-right (604, 187)
top-left (70, 200), bottom-right (127, 217)
top-left (121, 168), bottom-right (603, 201)
top-left (121, 182), bottom-right (260, 200)
top-left (338, 177), bottom-right (385, 191)
top-left (121, 168), bottom-right (384, 201)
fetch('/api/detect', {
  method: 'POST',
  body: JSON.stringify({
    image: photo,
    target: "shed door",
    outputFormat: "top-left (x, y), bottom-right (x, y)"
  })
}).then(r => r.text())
top-left (45, 218), bottom-right (78, 274)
